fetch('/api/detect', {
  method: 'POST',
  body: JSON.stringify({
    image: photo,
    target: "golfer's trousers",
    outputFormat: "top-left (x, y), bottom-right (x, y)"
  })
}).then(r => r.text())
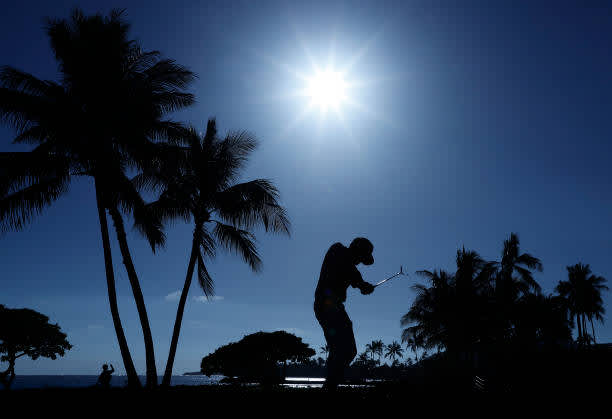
top-left (314, 301), bottom-right (357, 385)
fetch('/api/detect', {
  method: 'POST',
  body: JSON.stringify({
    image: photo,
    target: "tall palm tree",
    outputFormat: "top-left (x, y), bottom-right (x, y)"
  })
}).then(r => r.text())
top-left (492, 233), bottom-right (542, 343)
top-left (497, 233), bottom-right (543, 295)
top-left (145, 119), bottom-right (290, 386)
top-left (401, 269), bottom-right (456, 352)
top-left (0, 9), bottom-right (194, 387)
top-left (385, 341), bottom-right (404, 364)
top-left (556, 263), bottom-right (608, 345)
top-left (402, 249), bottom-right (495, 357)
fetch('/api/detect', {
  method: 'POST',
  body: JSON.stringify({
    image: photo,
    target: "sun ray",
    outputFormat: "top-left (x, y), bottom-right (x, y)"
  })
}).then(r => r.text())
top-left (252, 23), bottom-right (391, 138)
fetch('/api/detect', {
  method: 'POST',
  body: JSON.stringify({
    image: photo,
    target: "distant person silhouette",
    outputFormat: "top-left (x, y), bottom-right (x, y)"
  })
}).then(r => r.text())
top-left (314, 237), bottom-right (375, 391)
top-left (97, 364), bottom-right (114, 388)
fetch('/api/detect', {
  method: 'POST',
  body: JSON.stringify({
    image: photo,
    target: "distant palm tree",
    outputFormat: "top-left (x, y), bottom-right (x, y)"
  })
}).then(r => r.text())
top-left (0, 9), bottom-right (194, 387)
top-left (492, 233), bottom-right (543, 342)
top-left (496, 233), bottom-right (543, 296)
top-left (402, 249), bottom-right (496, 357)
top-left (319, 345), bottom-right (329, 357)
top-left (366, 340), bottom-right (384, 363)
top-left (402, 269), bottom-right (456, 352)
top-left (148, 119), bottom-right (290, 386)
top-left (356, 352), bottom-right (369, 364)
top-left (385, 341), bottom-right (404, 363)
top-left (556, 263), bottom-right (608, 345)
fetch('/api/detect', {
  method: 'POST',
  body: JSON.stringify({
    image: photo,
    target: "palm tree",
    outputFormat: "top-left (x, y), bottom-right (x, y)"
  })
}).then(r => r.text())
top-left (402, 249), bottom-right (496, 359)
top-left (385, 341), bottom-right (403, 364)
top-left (496, 233), bottom-right (543, 296)
top-left (319, 345), bottom-right (329, 357)
top-left (366, 340), bottom-right (384, 363)
top-left (147, 119), bottom-right (290, 386)
top-left (402, 269), bottom-right (456, 352)
top-left (492, 233), bottom-right (542, 341)
top-left (556, 263), bottom-right (608, 345)
top-left (0, 9), bottom-right (194, 387)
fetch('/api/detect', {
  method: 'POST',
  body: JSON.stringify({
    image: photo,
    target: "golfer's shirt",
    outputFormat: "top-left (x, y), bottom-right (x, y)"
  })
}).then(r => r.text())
top-left (315, 243), bottom-right (364, 308)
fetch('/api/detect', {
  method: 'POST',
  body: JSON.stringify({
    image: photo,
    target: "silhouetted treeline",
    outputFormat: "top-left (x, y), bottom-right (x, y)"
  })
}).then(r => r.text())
top-left (400, 233), bottom-right (609, 391)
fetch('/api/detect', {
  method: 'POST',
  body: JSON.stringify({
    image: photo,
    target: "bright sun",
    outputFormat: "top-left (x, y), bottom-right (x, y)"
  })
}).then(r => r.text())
top-left (305, 69), bottom-right (348, 111)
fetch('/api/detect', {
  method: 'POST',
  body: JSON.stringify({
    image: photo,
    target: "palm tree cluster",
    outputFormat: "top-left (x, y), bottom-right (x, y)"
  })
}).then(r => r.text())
top-left (556, 263), bottom-right (608, 345)
top-left (401, 233), bottom-right (607, 362)
top-left (355, 340), bottom-right (405, 367)
top-left (0, 9), bottom-right (289, 388)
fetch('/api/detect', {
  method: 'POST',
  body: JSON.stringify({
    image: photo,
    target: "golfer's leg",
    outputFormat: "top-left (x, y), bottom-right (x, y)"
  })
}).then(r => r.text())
top-left (315, 305), bottom-right (341, 388)
top-left (338, 311), bottom-right (357, 373)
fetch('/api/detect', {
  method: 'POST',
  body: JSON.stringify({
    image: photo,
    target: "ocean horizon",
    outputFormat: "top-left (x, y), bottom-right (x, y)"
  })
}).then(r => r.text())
top-left (6, 374), bottom-right (224, 389)
top-left (6, 375), bottom-right (328, 389)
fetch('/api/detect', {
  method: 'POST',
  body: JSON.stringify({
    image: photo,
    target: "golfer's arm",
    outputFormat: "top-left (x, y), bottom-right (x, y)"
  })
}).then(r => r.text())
top-left (349, 272), bottom-right (369, 291)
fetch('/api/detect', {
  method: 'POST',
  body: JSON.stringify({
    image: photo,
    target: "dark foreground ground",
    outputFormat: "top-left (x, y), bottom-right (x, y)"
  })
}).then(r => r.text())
top-left (1, 376), bottom-right (610, 415)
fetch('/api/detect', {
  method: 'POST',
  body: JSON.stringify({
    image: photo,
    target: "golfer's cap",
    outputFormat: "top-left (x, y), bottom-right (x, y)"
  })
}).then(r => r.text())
top-left (350, 237), bottom-right (374, 265)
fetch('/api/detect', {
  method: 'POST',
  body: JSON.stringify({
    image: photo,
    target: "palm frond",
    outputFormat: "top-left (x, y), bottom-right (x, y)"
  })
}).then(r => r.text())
top-left (0, 151), bottom-right (70, 196)
top-left (144, 59), bottom-right (196, 91)
top-left (196, 250), bottom-right (214, 297)
top-left (195, 223), bottom-right (216, 259)
top-left (212, 222), bottom-right (261, 272)
top-left (0, 67), bottom-right (56, 97)
top-left (214, 131), bottom-right (258, 184)
top-left (213, 179), bottom-right (290, 234)
top-left (0, 171), bottom-right (69, 233)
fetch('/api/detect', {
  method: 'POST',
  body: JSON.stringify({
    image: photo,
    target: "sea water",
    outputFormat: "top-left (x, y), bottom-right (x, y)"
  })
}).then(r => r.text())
top-left (7, 375), bottom-right (223, 389)
top-left (7, 375), bottom-right (330, 389)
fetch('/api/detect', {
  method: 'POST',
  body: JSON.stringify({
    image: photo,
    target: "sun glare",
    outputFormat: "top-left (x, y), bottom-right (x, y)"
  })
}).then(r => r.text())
top-left (258, 32), bottom-right (385, 136)
top-left (306, 70), bottom-right (347, 111)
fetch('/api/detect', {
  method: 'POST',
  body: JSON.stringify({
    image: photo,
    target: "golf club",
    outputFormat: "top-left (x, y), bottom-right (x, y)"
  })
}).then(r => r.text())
top-left (375, 265), bottom-right (406, 287)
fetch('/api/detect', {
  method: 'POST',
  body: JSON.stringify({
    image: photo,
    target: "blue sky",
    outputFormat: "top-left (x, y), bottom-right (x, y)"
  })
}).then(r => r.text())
top-left (1, 0), bottom-right (611, 375)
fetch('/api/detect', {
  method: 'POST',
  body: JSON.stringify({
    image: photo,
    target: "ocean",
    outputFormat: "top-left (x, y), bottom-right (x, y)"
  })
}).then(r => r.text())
top-left (7, 375), bottom-right (327, 389)
top-left (7, 375), bottom-right (223, 389)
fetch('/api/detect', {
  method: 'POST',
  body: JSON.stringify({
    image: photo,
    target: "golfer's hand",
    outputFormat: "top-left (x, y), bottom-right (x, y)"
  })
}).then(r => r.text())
top-left (360, 282), bottom-right (375, 295)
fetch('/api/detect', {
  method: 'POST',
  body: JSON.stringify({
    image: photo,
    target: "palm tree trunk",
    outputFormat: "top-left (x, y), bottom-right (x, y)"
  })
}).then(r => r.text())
top-left (108, 206), bottom-right (157, 388)
top-left (94, 183), bottom-right (140, 388)
top-left (162, 236), bottom-right (199, 386)
top-left (590, 318), bottom-right (596, 344)
top-left (576, 314), bottom-right (583, 344)
top-left (582, 316), bottom-right (589, 344)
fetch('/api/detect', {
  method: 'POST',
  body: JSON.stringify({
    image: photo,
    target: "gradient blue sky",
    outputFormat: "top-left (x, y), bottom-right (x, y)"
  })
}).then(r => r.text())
top-left (1, 0), bottom-right (611, 375)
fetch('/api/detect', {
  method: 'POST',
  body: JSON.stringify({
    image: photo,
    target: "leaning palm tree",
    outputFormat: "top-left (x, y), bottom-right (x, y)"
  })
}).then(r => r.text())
top-left (146, 119), bottom-right (290, 386)
top-left (384, 341), bottom-right (404, 364)
top-left (0, 9), bottom-right (194, 387)
top-left (556, 263), bottom-right (608, 345)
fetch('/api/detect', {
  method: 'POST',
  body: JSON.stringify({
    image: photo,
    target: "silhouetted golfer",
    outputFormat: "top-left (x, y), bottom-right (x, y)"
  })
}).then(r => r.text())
top-left (314, 238), bottom-right (375, 390)
top-left (97, 364), bottom-right (114, 388)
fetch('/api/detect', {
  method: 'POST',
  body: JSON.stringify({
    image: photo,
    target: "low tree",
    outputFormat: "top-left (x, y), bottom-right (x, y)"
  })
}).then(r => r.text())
top-left (200, 331), bottom-right (315, 383)
top-left (0, 305), bottom-right (72, 389)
